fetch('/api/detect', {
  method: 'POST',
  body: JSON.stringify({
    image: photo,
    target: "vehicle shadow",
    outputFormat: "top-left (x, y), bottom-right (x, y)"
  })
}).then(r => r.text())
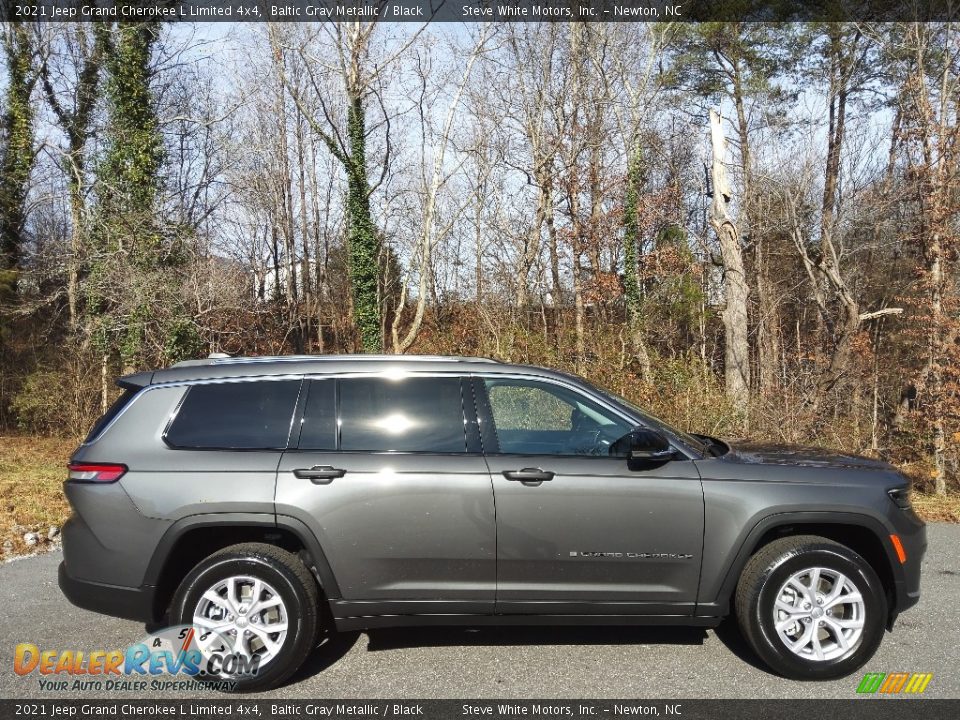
top-left (288, 630), bottom-right (363, 682)
top-left (711, 618), bottom-right (771, 673)
top-left (363, 619), bottom-right (774, 675)
top-left (364, 624), bottom-right (709, 651)
top-left (286, 619), bottom-right (777, 686)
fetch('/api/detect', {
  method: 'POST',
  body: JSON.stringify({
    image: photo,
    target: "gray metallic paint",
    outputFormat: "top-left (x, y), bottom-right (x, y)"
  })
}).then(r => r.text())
top-left (486, 454), bottom-right (703, 611)
top-left (276, 451), bottom-right (496, 604)
top-left (60, 355), bottom-right (925, 629)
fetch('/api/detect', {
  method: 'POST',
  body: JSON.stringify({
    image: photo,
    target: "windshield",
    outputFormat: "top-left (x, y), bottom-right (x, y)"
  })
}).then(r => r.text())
top-left (585, 382), bottom-right (711, 456)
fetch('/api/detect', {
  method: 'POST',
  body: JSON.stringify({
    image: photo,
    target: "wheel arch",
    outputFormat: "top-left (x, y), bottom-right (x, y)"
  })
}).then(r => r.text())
top-left (699, 512), bottom-right (902, 624)
top-left (145, 514), bottom-right (340, 623)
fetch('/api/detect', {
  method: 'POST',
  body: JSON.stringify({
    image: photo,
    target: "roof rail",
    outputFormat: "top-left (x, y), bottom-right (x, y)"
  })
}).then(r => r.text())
top-left (172, 354), bottom-right (500, 368)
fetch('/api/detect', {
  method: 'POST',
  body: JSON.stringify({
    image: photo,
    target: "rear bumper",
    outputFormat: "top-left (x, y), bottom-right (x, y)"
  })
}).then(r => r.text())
top-left (58, 561), bottom-right (157, 623)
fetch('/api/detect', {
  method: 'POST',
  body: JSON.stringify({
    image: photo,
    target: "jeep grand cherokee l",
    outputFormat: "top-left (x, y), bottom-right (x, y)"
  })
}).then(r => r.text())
top-left (59, 355), bottom-right (926, 691)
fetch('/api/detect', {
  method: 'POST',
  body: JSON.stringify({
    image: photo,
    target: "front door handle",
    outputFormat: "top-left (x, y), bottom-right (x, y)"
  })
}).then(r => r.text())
top-left (502, 468), bottom-right (555, 485)
top-left (293, 466), bottom-right (346, 484)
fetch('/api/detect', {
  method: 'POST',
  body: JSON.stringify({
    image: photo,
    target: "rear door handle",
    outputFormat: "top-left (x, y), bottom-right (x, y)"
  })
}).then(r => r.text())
top-left (502, 468), bottom-right (555, 485)
top-left (293, 466), bottom-right (346, 484)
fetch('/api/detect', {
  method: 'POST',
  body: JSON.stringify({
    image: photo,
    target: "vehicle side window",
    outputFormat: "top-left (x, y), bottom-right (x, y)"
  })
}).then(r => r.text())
top-left (482, 379), bottom-right (632, 457)
top-left (339, 377), bottom-right (466, 453)
top-left (298, 379), bottom-right (337, 450)
top-left (165, 380), bottom-right (301, 450)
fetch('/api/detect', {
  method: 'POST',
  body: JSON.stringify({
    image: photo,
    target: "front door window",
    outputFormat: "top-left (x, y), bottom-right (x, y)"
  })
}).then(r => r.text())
top-left (482, 378), bottom-right (633, 457)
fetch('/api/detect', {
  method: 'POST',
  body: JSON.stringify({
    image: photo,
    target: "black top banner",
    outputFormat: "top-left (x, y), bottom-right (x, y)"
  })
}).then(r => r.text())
top-left (2, 0), bottom-right (957, 23)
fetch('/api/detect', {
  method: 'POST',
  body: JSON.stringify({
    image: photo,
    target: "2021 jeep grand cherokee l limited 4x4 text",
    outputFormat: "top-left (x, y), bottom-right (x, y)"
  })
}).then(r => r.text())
top-left (59, 355), bottom-right (926, 691)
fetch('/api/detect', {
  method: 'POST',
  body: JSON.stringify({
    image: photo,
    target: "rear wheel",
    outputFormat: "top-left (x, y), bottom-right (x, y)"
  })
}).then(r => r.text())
top-left (171, 543), bottom-right (319, 692)
top-left (735, 535), bottom-right (887, 680)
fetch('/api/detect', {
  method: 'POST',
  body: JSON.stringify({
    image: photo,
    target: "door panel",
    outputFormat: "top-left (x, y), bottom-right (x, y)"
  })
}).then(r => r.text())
top-left (276, 375), bottom-right (495, 609)
top-left (474, 376), bottom-right (705, 614)
top-left (488, 455), bottom-right (704, 613)
top-left (276, 451), bottom-right (495, 604)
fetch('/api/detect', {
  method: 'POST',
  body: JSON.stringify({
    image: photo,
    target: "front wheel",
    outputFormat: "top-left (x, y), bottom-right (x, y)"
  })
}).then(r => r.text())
top-left (735, 535), bottom-right (887, 680)
top-left (170, 543), bottom-right (320, 692)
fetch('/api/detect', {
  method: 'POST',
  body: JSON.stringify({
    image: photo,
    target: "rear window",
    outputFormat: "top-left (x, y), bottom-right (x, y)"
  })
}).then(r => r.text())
top-left (165, 380), bottom-right (301, 450)
top-left (84, 388), bottom-right (138, 443)
top-left (339, 377), bottom-right (466, 453)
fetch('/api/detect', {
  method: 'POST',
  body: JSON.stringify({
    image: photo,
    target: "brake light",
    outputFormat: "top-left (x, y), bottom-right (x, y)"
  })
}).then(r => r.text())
top-left (67, 462), bottom-right (127, 483)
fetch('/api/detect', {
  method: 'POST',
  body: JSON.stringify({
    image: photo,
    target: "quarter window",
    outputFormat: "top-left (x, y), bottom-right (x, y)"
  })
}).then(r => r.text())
top-left (339, 377), bottom-right (466, 453)
top-left (165, 380), bottom-right (301, 450)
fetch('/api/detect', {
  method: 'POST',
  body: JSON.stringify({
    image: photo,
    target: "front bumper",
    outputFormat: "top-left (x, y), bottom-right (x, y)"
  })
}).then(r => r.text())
top-left (888, 509), bottom-right (926, 627)
top-left (58, 561), bottom-right (156, 623)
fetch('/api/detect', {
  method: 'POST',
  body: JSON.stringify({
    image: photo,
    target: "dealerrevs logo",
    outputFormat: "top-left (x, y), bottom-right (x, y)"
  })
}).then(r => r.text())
top-left (14, 625), bottom-right (258, 692)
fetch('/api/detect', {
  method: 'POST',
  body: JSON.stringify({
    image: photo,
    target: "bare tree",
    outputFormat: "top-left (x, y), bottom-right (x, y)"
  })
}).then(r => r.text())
top-left (709, 109), bottom-right (750, 412)
top-left (391, 25), bottom-right (493, 352)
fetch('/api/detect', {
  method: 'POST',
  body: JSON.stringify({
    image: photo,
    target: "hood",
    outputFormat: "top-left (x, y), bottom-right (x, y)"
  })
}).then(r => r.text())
top-left (723, 441), bottom-right (895, 471)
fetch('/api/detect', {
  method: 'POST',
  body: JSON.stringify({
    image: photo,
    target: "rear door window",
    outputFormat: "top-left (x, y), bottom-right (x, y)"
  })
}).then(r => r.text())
top-left (339, 376), bottom-right (466, 453)
top-left (165, 380), bottom-right (301, 450)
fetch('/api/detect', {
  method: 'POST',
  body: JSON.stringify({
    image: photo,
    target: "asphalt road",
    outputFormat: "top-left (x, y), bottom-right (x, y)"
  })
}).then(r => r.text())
top-left (2, 525), bottom-right (958, 700)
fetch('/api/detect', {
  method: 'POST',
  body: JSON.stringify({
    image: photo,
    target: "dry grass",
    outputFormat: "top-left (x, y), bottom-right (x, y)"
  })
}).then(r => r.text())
top-left (911, 491), bottom-right (960, 523)
top-left (0, 434), bottom-right (955, 562)
top-left (0, 435), bottom-right (74, 559)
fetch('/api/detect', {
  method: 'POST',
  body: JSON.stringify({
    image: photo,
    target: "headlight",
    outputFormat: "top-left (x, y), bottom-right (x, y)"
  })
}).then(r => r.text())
top-left (888, 486), bottom-right (913, 510)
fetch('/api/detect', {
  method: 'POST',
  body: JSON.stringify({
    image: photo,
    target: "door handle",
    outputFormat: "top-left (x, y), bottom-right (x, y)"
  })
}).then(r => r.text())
top-left (502, 468), bottom-right (554, 485)
top-left (293, 466), bottom-right (346, 484)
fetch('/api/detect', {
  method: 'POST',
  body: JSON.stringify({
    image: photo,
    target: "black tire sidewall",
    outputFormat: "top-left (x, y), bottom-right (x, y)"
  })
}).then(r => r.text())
top-left (750, 546), bottom-right (886, 680)
top-left (173, 554), bottom-right (314, 692)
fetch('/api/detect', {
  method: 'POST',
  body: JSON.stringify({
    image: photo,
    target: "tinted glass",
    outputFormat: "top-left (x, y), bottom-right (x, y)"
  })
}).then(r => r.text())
top-left (166, 380), bottom-right (301, 450)
top-left (339, 377), bottom-right (466, 452)
top-left (298, 379), bottom-right (337, 450)
top-left (483, 379), bottom-right (632, 456)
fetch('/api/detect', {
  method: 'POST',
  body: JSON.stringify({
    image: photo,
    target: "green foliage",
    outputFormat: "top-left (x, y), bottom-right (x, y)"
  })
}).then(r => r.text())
top-left (87, 16), bottom-right (198, 368)
top-left (668, 22), bottom-right (801, 110)
top-left (163, 316), bottom-right (205, 363)
top-left (345, 95), bottom-right (382, 352)
top-left (0, 22), bottom-right (35, 273)
top-left (98, 20), bottom-right (163, 221)
top-left (623, 144), bottom-right (643, 328)
top-left (10, 367), bottom-right (101, 436)
top-left (651, 225), bottom-right (705, 330)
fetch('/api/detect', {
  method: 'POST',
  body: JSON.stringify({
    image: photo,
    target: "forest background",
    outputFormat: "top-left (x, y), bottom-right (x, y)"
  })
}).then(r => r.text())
top-left (0, 16), bottom-right (958, 555)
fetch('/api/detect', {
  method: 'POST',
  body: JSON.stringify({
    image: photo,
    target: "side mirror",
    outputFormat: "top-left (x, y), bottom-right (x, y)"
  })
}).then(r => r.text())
top-left (612, 428), bottom-right (676, 463)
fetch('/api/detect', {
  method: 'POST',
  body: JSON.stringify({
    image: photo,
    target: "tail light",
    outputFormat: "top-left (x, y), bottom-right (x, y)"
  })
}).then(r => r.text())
top-left (67, 462), bottom-right (127, 483)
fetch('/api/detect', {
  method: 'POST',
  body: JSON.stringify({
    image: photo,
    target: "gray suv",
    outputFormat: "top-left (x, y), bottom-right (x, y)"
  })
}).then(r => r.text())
top-left (59, 355), bottom-right (926, 691)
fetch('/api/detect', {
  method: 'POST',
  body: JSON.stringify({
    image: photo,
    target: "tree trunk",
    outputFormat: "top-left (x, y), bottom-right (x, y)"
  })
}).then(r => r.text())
top-left (345, 92), bottom-right (382, 352)
top-left (709, 110), bottom-right (750, 414)
top-left (623, 143), bottom-right (652, 382)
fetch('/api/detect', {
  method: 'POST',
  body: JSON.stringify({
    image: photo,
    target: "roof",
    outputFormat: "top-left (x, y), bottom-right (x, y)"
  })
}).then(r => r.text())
top-left (140, 354), bottom-right (518, 385)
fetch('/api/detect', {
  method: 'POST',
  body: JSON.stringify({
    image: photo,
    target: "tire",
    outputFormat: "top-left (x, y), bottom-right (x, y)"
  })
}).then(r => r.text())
top-left (170, 542), bottom-right (319, 692)
top-left (735, 535), bottom-right (887, 680)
